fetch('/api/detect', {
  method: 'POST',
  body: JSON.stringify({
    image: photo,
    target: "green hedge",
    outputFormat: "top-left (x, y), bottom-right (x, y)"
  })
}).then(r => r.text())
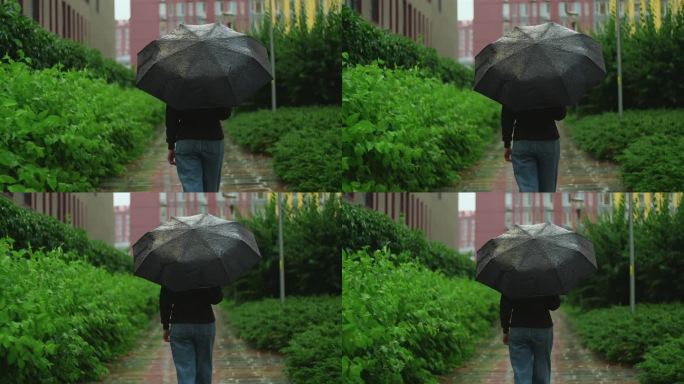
top-left (227, 107), bottom-right (342, 190)
top-left (247, 7), bottom-right (341, 108)
top-left (230, 195), bottom-right (341, 301)
top-left (341, 6), bottom-right (472, 87)
top-left (342, 248), bottom-right (498, 383)
top-left (636, 335), bottom-right (684, 384)
top-left (225, 296), bottom-right (341, 384)
top-left (567, 109), bottom-right (684, 190)
top-left (568, 304), bottom-right (684, 365)
top-left (342, 63), bottom-right (499, 190)
top-left (339, 201), bottom-right (475, 278)
top-left (578, 7), bottom-right (684, 113)
top-left (0, 239), bottom-right (157, 384)
top-left (0, 60), bottom-right (164, 191)
top-left (0, 1), bottom-right (134, 87)
top-left (569, 197), bottom-right (684, 308)
top-left (0, 197), bottom-right (132, 273)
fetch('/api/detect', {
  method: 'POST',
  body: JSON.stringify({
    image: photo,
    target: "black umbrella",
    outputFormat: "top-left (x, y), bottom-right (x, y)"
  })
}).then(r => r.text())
top-left (133, 213), bottom-right (261, 291)
top-left (136, 23), bottom-right (273, 110)
top-left (476, 222), bottom-right (597, 298)
top-left (474, 22), bottom-right (606, 111)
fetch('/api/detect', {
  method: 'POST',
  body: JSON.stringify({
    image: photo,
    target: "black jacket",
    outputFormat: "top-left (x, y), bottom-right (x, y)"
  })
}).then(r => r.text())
top-left (500, 294), bottom-right (560, 334)
top-left (165, 105), bottom-right (231, 150)
top-left (501, 106), bottom-right (566, 148)
top-left (160, 286), bottom-right (223, 330)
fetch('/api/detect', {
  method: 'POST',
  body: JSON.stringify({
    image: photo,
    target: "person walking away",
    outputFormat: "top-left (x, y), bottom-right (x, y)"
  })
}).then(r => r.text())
top-left (502, 106), bottom-right (566, 192)
top-left (166, 105), bottom-right (232, 192)
top-left (160, 286), bottom-right (223, 384)
top-left (501, 294), bottom-right (561, 384)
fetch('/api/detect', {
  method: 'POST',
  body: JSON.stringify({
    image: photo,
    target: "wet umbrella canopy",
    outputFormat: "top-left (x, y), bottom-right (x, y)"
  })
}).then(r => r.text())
top-left (474, 22), bottom-right (606, 111)
top-left (136, 23), bottom-right (273, 110)
top-left (133, 213), bottom-right (261, 291)
top-left (476, 222), bottom-right (597, 298)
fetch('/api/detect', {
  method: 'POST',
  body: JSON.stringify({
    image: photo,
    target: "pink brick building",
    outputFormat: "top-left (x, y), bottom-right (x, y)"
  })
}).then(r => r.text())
top-left (130, 0), bottom-right (251, 68)
top-left (473, 0), bottom-right (609, 57)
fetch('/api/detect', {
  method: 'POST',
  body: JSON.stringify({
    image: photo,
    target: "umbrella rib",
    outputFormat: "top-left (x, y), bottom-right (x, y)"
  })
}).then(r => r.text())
top-left (537, 44), bottom-right (575, 106)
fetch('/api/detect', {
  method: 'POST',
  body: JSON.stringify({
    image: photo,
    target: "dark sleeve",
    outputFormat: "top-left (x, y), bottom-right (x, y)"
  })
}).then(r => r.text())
top-left (160, 286), bottom-right (173, 330)
top-left (207, 286), bottom-right (223, 305)
top-left (165, 105), bottom-right (180, 150)
top-left (500, 294), bottom-right (513, 333)
top-left (216, 107), bottom-right (232, 120)
top-left (547, 295), bottom-right (561, 311)
top-left (501, 106), bottom-right (515, 149)
top-left (553, 106), bottom-right (567, 121)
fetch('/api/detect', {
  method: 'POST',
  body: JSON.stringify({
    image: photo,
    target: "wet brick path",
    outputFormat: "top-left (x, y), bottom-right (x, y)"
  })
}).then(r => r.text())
top-left (454, 122), bottom-right (623, 191)
top-left (96, 305), bottom-right (289, 384)
top-left (440, 310), bottom-right (639, 384)
top-left (100, 124), bottom-right (285, 192)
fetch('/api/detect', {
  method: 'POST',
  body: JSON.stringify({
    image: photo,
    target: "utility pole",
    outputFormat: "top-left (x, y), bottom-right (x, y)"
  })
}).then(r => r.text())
top-left (628, 193), bottom-right (635, 314)
top-left (269, 0), bottom-right (277, 112)
top-left (277, 192), bottom-right (285, 302)
top-left (616, 0), bottom-right (624, 118)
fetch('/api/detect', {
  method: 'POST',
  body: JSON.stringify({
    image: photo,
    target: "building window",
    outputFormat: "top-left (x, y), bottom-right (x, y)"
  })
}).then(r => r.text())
top-left (505, 193), bottom-right (512, 210)
top-left (96, 0), bottom-right (99, 13)
top-left (532, 1), bottom-right (537, 18)
top-left (160, 2), bottom-right (166, 20)
top-left (541, 2), bottom-right (550, 19)
top-left (160, 20), bottom-right (167, 34)
top-left (559, 2), bottom-right (567, 16)
top-left (503, 3), bottom-right (510, 20)
top-left (177, 2), bottom-right (185, 17)
top-left (32, 0), bottom-right (39, 22)
top-left (214, 1), bottom-right (221, 19)
top-left (438, 0), bottom-right (442, 13)
top-left (520, 3), bottom-right (528, 17)
top-left (197, 1), bottom-right (206, 22)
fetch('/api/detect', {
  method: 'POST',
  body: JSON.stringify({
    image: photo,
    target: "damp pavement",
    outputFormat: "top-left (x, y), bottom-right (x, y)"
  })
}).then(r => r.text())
top-left (99, 125), bottom-right (285, 192)
top-left (440, 310), bottom-right (639, 384)
top-left (454, 122), bottom-right (623, 191)
top-left (95, 305), bottom-right (289, 384)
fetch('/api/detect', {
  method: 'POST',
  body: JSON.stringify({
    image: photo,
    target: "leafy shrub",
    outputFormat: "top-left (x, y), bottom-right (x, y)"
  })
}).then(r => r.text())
top-left (282, 321), bottom-right (341, 384)
top-left (567, 109), bottom-right (684, 190)
top-left (339, 201), bottom-right (475, 278)
top-left (578, 7), bottom-right (684, 113)
top-left (0, 60), bottom-right (164, 191)
top-left (0, 1), bottom-right (134, 86)
top-left (567, 110), bottom-right (684, 161)
top-left (0, 239), bottom-right (157, 384)
top-left (225, 296), bottom-right (341, 384)
top-left (618, 134), bottom-right (684, 191)
top-left (568, 304), bottom-right (684, 365)
top-left (271, 125), bottom-right (341, 191)
top-left (342, 63), bottom-right (499, 190)
top-left (342, 248), bottom-right (498, 383)
top-left (341, 6), bottom-right (473, 87)
top-left (227, 106), bottom-right (342, 190)
top-left (636, 335), bottom-right (684, 384)
top-left (0, 197), bottom-right (133, 273)
top-left (569, 196), bottom-right (684, 308)
top-left (230, 195), bottom-right (342, 301)
top-left (247, 6), bottom-right (341, 108)
top-left (225, 296), bottom-right (340, 351)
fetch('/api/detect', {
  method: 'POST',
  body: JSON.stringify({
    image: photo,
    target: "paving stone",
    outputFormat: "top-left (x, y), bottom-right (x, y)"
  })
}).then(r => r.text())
top-left (95, 306), bottom-right (289, 384)
top-left (440, 310), bottom-right (638, 384)
top-left (453, 122), bottom-right (623, 191)
top-left (100, 126), bottom-right (285, 192)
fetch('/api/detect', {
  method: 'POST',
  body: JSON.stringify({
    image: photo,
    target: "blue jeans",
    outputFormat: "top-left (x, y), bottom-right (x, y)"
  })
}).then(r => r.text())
top-left (508, 327), bottom-right (554, 384)
top-left (175, 139), bottom-right (224, 192)
top-left (511, 139), bottom-right (560, 192)
top-left (170, 323), bottom-right (216, 384)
